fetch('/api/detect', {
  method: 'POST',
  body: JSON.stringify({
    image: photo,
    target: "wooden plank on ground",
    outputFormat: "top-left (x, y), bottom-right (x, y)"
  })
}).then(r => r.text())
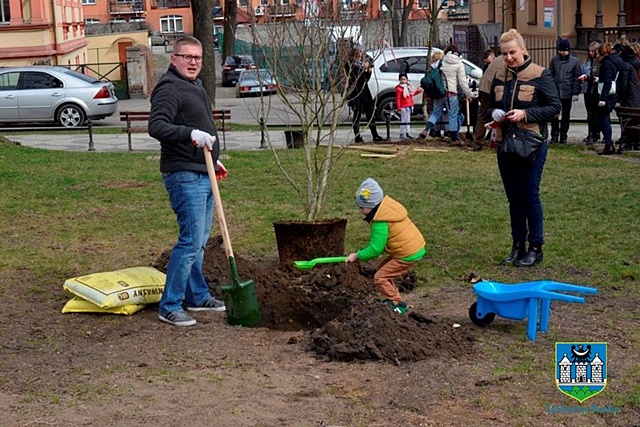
top-left (346, 145), bottom-right (398, 153)
top-left (413, 148), bottom-right (449, 153)
top-left (360, 153), bottom-right (396, 159)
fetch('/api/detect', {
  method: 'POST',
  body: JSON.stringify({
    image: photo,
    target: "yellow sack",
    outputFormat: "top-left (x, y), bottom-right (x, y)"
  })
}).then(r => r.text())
top-left (62, 296), bottom-right (145, 315)
top-left (63, 266), bottom-right (165, 309)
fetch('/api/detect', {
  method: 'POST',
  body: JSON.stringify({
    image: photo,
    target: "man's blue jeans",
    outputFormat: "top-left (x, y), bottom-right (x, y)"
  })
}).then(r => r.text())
top-left (497, 142), bottom-right (548, 245)
top-left (427, 94), bottom-right (460, 132)
top-left (160, 171), bottom-right (214, 315)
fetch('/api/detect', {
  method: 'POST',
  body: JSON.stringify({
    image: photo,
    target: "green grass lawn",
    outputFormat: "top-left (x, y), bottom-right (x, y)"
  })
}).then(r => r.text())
top-left (1, 140), bottom-right (639, 294)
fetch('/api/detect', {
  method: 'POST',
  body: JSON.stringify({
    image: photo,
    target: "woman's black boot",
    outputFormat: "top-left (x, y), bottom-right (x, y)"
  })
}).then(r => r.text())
top-left (515, 244), bottom-right (543, 267)
top-left (502, 241), bottom-right (526, 265)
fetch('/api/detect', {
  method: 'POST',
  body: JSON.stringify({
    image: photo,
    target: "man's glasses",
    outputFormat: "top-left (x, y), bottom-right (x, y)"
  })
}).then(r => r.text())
top-left (175, 54), bottom-right (203, 63)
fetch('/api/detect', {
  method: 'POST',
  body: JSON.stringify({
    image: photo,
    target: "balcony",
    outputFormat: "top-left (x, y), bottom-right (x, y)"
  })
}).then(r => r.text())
top-left (576, 24), bottom-right (640, 49)
top-left (109, 0), bottom-right (145, 15)
top-left (266, 5), bottom-right (296, 18)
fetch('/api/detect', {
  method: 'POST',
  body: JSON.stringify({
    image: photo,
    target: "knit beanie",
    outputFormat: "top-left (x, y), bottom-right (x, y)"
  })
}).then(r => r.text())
top-left (354, 178), bottom-right (384, 209)
top-left (557, 39), bottom-right (571, 52)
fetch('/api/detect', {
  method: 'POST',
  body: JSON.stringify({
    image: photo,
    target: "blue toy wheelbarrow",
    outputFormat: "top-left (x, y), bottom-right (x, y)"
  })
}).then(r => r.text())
top-left (469, 280), bottom-right (598, 340)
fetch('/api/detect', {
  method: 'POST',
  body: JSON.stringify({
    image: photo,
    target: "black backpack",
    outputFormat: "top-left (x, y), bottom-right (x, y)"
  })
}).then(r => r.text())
top-left (420, 61), bottom-right (447, 99)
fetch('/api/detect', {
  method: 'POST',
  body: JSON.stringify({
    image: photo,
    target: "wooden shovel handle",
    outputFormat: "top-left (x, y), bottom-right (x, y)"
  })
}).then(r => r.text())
top-left (204, 149), bottom-right (234, 259)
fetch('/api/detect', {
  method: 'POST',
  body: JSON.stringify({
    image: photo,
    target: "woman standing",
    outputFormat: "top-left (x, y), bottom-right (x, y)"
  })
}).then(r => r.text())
top-left (595, 42), bottom-right (624, 155)
top-left (486, 29), bottom-right (561, 267)
top-left (345, 48), bottom-right (384, 143)
top-left (423, 44), bottom-right (477, 145)
top-left (579, 42), bottom-right (601, 145)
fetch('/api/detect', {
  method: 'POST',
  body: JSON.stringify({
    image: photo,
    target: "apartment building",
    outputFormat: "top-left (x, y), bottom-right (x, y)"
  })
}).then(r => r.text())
top-left (82, 0), bottom-right (193, 35)
top-left (0, 0), bottom-right (88, 66)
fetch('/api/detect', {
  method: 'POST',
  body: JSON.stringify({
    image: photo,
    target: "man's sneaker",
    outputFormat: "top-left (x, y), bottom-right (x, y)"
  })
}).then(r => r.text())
top-left (393, 302), bottom-right (408, 315)
top-left (159, 310), bottom-right (197, 327)
top-left (186, 296), bottom-right (226, 312)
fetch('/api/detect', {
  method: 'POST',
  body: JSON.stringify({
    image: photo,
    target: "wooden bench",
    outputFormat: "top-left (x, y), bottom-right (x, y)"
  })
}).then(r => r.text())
top-left (119, 109), bottom-right (231, 152)
top-left (614, 106), bottom-right (640, 152)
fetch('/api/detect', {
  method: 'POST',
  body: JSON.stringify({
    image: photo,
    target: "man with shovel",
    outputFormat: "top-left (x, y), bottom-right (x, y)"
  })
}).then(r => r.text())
top-left (149, 36), bottom-right (227, 327)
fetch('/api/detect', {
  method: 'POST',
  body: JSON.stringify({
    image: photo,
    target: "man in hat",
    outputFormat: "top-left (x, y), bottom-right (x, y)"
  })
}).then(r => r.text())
top-left (548, 38), bottom-right (583, 143)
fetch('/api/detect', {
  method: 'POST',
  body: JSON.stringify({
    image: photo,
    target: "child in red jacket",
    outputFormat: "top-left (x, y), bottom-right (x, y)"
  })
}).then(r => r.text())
top-left (395, 73), bottom-right (423, 140)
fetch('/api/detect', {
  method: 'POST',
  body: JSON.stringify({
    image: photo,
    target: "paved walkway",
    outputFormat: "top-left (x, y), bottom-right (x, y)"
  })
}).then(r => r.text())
top-left (0, 96), bottom-right (620, 152)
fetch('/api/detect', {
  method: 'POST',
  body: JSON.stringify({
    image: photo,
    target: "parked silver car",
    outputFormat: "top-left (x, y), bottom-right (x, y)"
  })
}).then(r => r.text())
top-left (235, 69), bottom-right (278, 98)
top-left (0, 66), bottom-right (118, 128)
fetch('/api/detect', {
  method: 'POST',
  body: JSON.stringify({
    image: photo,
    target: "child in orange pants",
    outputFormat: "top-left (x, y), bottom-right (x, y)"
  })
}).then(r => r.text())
top-left (346, 178), bottom-right (426, 314)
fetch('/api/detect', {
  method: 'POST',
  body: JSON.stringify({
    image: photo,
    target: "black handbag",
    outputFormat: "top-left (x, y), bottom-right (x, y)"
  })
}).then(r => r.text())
top-left (501, 126), bottom-right (545, 163)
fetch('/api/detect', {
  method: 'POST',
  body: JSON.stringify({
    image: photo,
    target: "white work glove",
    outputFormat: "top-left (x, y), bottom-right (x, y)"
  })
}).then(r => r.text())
top-left (492, 109), bottom-right (508, 122)
top-left (598, 100), bottom-right (606, 107)
top-left (593, 76), bottom-right (599, 83)
top-left (190, 129), bottom-right (216, 150)
top-left (572, 95), bottom-right (579, 102)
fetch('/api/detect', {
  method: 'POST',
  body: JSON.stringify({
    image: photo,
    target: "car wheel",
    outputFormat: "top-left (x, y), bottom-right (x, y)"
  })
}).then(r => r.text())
top-left (57, 104), bottom-right (85, 128)
top-left (376, 96), bottom-right (398, 122)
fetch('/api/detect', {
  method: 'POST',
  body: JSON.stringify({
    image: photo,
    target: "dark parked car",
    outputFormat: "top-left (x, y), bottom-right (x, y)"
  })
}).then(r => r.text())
top-left (221, 55), bottom-right (256, 87)
top-left (235, 69), bottom-right (278, 98)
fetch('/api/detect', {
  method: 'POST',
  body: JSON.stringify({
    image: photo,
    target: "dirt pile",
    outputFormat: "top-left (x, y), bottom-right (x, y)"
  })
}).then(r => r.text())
top-left (154, 236), bottom-right (475, 362)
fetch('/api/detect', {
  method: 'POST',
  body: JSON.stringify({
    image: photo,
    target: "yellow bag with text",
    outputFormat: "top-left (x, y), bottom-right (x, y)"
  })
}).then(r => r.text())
top-left (62, 296), bottom-right (146, 315)
top-left (63, 266), bottom-right (165, 309)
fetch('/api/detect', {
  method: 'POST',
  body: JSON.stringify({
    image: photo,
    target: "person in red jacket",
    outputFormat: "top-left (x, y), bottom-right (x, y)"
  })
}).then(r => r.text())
top-left (395, 73), bottom-right (423, 140)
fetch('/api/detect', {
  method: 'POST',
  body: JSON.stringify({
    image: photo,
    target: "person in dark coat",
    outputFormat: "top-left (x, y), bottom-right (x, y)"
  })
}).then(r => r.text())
top-left (345, 48), bottom-right (384, 143)
top-left (548, 38), bottom-right (583, 143)
top-left (595, 42), bottom-right (624, 155)
top-left (486, 29), bottom-right (561, 267)
top-left (149, 36), bottom-right (227, 326)
top-left (617, 45), bottom-right (640, 107)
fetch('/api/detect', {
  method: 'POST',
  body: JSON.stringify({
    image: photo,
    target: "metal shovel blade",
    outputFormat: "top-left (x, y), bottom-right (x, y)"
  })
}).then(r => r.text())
top-left (293, 256), bottom-right (348, 270)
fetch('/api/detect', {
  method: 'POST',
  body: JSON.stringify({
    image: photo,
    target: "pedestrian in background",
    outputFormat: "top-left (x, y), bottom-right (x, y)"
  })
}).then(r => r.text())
top-left (395, 73), bottom-right (422, 140)
top-left (420, 51), bottom-right (444, 138)
top-left (472, 49), bottom-right (500, 149)
top-left (423, 44), bottom-right (477, 146)
top-left (616, 44), bottom-right (640, 108)
top-left (595, 42), bottom-right (624, 155)
top-left (345, 48), bottom-right (384, 143)
top-left (486, 29), bottom-right (561, 267)
top-left (579, 41), bottom-right (601, 145)
top-left (548, 38), bottom-right (583, 144)
top-left (149, 35), bottom-right (227, 327)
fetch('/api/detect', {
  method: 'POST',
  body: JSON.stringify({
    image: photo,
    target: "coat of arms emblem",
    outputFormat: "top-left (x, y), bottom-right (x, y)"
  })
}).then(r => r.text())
top-left (555, 342), bottom-right (607, 403)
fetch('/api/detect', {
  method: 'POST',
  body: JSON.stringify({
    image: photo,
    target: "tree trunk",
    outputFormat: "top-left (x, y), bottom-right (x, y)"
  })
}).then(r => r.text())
top-left (191, 0), bottom-right (216, 102)
top-left (222, 0), bottom-right (238, 62)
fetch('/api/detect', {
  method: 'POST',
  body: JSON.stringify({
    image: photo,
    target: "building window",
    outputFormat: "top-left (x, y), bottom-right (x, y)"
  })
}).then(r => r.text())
top-left (1, 0), bottom-right (10, 23)
top-left (157, 0), bottom-right (190, 7)
top-left (82, 0), bottom-right (96, 4)
top-left (160, 14), bottom-right (183, 33)
top-left (238, 0), bottom-right (249, 7)
top-left (527, 0), bottom-right (537, 24)
top-left (85, 18), bottom-right (101, 24)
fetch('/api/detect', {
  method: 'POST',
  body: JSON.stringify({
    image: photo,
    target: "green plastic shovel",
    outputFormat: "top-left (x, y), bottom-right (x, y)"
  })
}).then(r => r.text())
top-left (293, 256), bottom-right (348, 270)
